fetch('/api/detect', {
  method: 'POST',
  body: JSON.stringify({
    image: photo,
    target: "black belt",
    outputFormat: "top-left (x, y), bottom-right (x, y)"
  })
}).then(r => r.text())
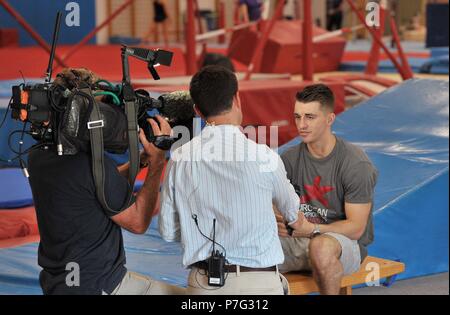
top-left (192, 261), bottom-right (277, 273)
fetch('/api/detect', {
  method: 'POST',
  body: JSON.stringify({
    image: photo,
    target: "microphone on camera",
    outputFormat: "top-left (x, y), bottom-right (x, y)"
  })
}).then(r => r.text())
top-left (158, 91), bottom-right (195, 126)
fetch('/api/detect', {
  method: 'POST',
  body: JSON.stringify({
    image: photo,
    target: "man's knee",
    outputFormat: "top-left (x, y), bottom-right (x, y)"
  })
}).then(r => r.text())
top-left (309, 235), bottom-right (342, 271)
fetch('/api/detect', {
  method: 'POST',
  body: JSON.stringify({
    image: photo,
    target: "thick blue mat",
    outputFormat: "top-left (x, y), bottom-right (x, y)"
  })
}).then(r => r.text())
top-left (0, 168), bottom-right (33, 208)
top-left (340, 56), bottom-right (449, 74)
top-left (0, 218), bottom-right (187, 295)
top-left (0, 167), bottom-right (143, 209)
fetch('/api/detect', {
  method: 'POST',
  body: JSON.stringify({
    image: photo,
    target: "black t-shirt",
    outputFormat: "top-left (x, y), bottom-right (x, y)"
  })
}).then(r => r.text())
top-left (327, 0), bottom-right (343, 12)
top-left (28, 148), bottom-right (132, 295)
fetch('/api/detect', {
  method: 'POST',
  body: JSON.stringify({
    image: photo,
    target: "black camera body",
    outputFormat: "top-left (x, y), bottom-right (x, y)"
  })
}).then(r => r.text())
top-left (11, 83), bottom-right (63, 142)
top-left (9, 46), bottom-right (176, 155)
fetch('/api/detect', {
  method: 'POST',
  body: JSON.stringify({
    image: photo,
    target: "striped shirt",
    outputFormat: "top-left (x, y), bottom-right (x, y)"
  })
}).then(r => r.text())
top-left (159, 125), bottom-right (299, 268)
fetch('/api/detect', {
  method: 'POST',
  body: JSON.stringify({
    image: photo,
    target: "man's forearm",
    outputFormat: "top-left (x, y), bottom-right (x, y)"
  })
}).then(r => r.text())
top-left (117, 152), bottom-right (149, 178)
top-left (134, 158), bottom-right (165, 229)
top-left (117, 162), bottom-right (130, 178)
top-left (317, 220), bottom-right (366, 240)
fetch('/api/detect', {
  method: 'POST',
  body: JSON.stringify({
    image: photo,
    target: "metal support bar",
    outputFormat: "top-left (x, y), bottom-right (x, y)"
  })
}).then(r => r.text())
top-left (346, 0), bottom-right (410, 80)
top-left (186, 0), bottom-right (198, 75)
top-left (0, 0), bottom-right (68, 68)
top-left (389, 14), bottom-right (414, 79)
top-left (365, 5), bottom-right (386, 75)
top-left (302, 0), bottom-right (314, 81)
top-left (244, 0), bottom-right (285, 80)
top-left (218, 0), bottom-right (226, 44)
top-left (58, 0), bottom-right (135, 66)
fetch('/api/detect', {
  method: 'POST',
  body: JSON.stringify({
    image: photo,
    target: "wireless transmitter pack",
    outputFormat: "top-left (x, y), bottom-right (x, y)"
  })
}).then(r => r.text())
top-left (192, 215), bottom-right (227, 287)
top-left (207, 250), bottom-right (225, 287)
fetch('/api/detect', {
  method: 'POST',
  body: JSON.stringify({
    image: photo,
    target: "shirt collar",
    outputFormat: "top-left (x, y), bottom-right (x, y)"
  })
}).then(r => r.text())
top-left (202, 124), bottom-right (242, 134)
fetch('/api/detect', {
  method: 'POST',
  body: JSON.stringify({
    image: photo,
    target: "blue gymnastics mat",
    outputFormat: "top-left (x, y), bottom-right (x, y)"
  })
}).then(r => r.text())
top-left (340, 57), bottom-right (449, 75)
top-left (0, 168), bottom-right (33, 208)
top-left (0, 167), bottom-right (144, 209)
top-left (0, 217), bottom-right (187, 295)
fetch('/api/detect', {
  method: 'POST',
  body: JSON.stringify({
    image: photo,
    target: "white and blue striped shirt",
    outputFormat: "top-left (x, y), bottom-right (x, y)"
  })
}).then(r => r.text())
top-left (159, 125), bottom-right (299, 268)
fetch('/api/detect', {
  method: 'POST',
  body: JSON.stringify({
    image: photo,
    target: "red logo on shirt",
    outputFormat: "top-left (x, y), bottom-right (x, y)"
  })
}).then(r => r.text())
top-left (301, 176), bottom-right (335, 208)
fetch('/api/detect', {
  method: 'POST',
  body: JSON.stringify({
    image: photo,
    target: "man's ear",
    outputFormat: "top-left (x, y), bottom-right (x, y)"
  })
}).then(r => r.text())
top-left (234, 92), bottom-right (242, 110)
top-left (193, 105), bottom-right (204, 120)
top-left (327, 112), bottom-right (336, 126)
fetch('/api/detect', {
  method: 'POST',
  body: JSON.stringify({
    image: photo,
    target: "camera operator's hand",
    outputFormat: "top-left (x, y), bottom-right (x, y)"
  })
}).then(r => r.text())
top-left (276, 212), bottom-right (291, 238)
top-left (114, 115), bottom-right (172, 236)
top-left (139, 115), bottom-right (172, 166)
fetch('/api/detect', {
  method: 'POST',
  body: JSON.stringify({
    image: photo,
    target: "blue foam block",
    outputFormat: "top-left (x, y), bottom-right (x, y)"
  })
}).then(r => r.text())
top-left (0, 168), bottom-right (33, 208)
top-left (340, 57), bottom-right (449, 75)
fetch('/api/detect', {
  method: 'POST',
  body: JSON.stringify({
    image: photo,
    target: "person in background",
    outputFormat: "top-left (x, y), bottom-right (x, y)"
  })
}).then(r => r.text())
top-left (238, 0), bottom-right (265, 23)
top-left (142, 0), bottom-right (170, 47)
top-left (326, 0), bottom-right (344, 31)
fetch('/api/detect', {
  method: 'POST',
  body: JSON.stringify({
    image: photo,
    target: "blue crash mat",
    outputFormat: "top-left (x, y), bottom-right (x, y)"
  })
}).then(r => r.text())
top-left (340, 57), bottom-right (449, 75)
top-left (0, 167), bottom-right (143, 209)
top-left (280, 79), bottom-right (449, 280)
top-left (0, 217), bottom-right (187, 295)
top-left (0, 168), bottom-right (33, 208)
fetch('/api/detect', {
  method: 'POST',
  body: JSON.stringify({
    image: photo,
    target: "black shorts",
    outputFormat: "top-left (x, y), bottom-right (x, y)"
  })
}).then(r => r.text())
top-left (154, 14), bottom-right (167, 23)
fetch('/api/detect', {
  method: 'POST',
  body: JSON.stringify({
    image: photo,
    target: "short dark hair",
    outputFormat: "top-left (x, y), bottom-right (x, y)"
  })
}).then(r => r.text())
top-left (189, 65), bottom-right (238, 118)
top-left (296, 84), bottom-right (335, 112)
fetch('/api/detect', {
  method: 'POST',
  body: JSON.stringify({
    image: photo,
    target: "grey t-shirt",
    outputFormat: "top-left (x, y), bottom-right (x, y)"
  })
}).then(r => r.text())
top-left (281, 136), bottom-right (378, 260)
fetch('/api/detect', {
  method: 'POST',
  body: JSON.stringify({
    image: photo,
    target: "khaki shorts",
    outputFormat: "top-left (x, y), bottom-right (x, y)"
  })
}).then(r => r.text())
top-left (187, 266), bottom-right (290, 295)
top-left (279, 232), bottom-right (361, 276)
top-left (105, 271), bottom-right (186, 295)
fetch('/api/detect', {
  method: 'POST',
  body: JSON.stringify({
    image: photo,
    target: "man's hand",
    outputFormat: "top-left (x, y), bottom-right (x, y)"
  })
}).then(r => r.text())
top-left (276, 212), bottom-right (291, 238)
top-left (139, 115), bottom-right (172, 166)
top-left (275, 210), bottom-right (313, 238)
top-left (113, 115), bottom-right (172, 234)
top-left (288, 212), bottom-right (315, 238)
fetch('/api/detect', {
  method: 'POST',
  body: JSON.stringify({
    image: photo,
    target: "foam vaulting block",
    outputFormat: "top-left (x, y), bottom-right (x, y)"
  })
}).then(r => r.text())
top-left (229, 21), bottom-right (346, 74)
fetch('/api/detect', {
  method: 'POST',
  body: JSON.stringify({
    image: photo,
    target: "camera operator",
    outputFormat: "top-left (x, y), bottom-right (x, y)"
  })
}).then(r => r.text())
top-left (28, 115), bottom-right (185, 295)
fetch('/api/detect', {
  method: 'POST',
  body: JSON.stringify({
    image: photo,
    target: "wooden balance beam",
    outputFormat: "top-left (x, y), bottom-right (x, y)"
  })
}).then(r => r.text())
top-left (284, 256), bottom-right (405, 295)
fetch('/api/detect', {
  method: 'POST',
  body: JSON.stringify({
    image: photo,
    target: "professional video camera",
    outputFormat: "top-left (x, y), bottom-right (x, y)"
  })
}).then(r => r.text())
top-left (4, 12), bottom-right (195, 213)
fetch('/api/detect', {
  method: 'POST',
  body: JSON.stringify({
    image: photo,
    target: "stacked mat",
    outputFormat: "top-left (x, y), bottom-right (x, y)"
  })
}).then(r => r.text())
top-left (340, 47), bottom-right (449, 75)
